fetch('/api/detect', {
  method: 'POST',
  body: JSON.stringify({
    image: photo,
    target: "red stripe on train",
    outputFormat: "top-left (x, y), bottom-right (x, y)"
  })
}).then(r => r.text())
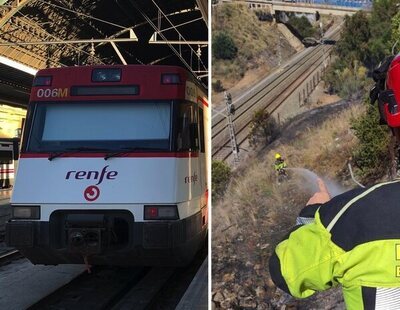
top-left (197, 96), bottom-right (209, 107)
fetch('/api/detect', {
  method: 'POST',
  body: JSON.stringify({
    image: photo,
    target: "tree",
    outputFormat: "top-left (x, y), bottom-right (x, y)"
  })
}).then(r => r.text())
top-left (335, 12), bottom-right (371, 68)
top-left (212, 32), bottom-right (238, 60)
top-left (248, 109), bottom-right (279, 148)
top-left (391, 12), bottom-right (400, 54)
top-left (367, 0), bottom-right (399, 68)
top-left (212, 161), bottom-right (232, 200)
top-left (287, 15), bottom-right (316, 38)
top-left (212, 79), bottom-right (225, 92)
top-left (351, 103), bottom-right (391, 182)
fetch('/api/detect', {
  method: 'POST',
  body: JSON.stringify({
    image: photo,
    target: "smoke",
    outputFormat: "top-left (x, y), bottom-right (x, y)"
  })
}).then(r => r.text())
top-left (286, 167), bottom-right (347, 197)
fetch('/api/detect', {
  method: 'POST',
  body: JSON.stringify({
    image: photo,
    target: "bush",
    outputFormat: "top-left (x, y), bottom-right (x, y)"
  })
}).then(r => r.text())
top-left (212, 79), bottom-right (224, 93)
top-left (248, 109), bottom-right (279, 148)
top-left (351, 103), bottom-right (391, 182)
top-left (287, 15), bottom-right (316, 38)
top-left (254, 10), bottom-right (273, 22)
top-left (213, 32), bottom-right (238, 60)
top-left (212, 161), bottom-right (232, 200)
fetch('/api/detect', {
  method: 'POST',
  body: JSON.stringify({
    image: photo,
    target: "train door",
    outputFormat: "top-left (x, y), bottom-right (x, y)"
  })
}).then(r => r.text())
top-left (177, 101), bottom-right (202, 200)
top-left (198, 106), bottom-right (208, 228)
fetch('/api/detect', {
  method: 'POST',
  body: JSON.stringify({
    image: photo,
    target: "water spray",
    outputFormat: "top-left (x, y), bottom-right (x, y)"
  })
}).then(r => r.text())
top-left (285, 167), bottom-right (347, 197)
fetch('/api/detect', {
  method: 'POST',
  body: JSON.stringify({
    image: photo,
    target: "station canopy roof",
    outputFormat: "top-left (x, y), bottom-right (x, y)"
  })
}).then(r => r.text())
top-left (0, 0), bottom-right (208, 107)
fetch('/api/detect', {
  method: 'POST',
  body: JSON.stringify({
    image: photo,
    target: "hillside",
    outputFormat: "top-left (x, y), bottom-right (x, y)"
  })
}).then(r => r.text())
top-left (212, 100), bottom-right (366, 309)
top-left (211, 3), bottom-right (339, 106)
top-left (212, 4), bottom-right (297, 98)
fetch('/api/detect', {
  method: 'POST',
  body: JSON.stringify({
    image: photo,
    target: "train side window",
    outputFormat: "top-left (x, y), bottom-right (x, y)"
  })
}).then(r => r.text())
top-left (177, 103), bottom-right (199, 151)
top-left (191, 106), bottom-right (199, 151)
top-left (199, 108), bottom-right (205, 153)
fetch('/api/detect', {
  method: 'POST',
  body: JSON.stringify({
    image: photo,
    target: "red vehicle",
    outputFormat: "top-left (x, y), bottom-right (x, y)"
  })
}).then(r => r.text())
top-left (6, 65), bottom-right (209, 266)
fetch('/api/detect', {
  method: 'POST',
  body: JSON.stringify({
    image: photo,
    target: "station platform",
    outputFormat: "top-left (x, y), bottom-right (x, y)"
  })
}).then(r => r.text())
top-left (0, 188), bottom-right (11, 201)
top-left (0, 188), bottom-right (12, 239)
top-left (176, 257), bottom-right (208, 310)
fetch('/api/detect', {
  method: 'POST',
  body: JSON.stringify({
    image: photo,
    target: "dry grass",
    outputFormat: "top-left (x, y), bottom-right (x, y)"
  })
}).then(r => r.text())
top-left (268, 104), bottom-right (365, 181)
top-left (213, 104), bottom-right (364, 238)
top-left (212, 103), bottom-right (365, 308)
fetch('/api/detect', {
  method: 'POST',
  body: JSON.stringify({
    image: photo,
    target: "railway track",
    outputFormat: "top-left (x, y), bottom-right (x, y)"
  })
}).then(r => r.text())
top-left (27, 246), bottom-right (207, 310)
top-left (0, 249), bottom-right (21, 266)
top-left (212, 25), bottom-right (342, 162)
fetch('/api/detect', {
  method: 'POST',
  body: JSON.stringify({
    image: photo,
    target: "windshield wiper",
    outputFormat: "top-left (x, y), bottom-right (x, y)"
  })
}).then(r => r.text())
top-left (48, 147), bottom-right (107, 161)
top-left (104, 147), bottom-right (162, 160)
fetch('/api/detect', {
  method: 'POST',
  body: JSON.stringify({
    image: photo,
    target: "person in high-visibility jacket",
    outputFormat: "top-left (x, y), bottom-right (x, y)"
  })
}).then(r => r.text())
top-left (274, 153), bottom-right (287, 173)
top-left (269, 55), bottom-right (400, 309)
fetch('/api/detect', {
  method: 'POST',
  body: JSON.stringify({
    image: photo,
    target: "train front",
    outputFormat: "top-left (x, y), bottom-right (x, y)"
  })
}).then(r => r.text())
top-left (6, 66), bottom-right (208, 266)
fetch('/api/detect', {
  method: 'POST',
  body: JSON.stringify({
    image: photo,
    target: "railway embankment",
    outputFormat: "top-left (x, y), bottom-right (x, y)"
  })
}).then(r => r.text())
top-left (212, 99), bottom-right (365, 309)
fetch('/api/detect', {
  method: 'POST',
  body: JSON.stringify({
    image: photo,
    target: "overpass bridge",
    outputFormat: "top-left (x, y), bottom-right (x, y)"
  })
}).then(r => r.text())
top-left (223, 0), bottom-right (371, 16)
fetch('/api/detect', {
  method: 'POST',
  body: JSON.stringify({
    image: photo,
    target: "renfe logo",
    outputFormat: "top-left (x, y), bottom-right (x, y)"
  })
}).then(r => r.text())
top-left (66, 166), bottom-right (118, 185)
top-left (84, 185), bottom-right (100, 202)
top-left (185, 173), bottom-right (198, 184)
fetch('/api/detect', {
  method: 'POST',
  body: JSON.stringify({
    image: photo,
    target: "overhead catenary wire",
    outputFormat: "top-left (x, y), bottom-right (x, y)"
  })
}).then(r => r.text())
top-left (32, 0), bottom-right (145, 65)
top-left (130, 1), bottom-right (202, 83)
top-left (36, 0), bottom-right (205, 70)
top-left (150, 0), bottom-right (207, 73)
top-left (36, 0), bottom-right (126, 30)
top-left (15, 11), bottom-right (106, 65)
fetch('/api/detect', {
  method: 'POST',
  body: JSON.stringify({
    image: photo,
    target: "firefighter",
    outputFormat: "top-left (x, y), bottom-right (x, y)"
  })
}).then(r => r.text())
top-left (269, 54), bottom-right (400, 309)
top-left (274, 153), bottom-right (287, 173)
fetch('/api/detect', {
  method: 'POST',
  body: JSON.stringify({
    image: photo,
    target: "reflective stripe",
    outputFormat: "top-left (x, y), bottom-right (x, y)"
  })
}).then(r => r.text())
top-left (376, 288), bottom-right (400, 310)
top-left (296, 217), bottom-right (314, 225)
top-left (326, 180), bottom-right (400, 232)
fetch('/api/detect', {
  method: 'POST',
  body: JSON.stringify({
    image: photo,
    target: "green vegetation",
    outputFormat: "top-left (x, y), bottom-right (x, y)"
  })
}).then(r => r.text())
top-left (351, 104), bottom-right (391, 182)
top-left (328, 1), bottom-right (399, 73)
top-left (212, 79), bottom-right (224, 92)
top-left (212, 32), bottom-right (238, 60)
top-left (323, 2), bottom-right (400, 181)
top-left (254, 10), bottom-right (273, 22)
top-left (287, 15), bottom-right (316, 38)
top-left (212, 160), bottom-right (232, 200)
top-left (335, 12), bottom-right (371, 68)
top-left (324, 62), bottom-right (369, 99)
top-left (368, 0), bottom-right (400, 66)
top-left (248, 109), bottom-right (279, 148)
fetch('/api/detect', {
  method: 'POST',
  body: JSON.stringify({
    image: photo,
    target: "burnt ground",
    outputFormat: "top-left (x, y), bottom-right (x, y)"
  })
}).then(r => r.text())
top-left (212, 100), bottom-right (363, 309)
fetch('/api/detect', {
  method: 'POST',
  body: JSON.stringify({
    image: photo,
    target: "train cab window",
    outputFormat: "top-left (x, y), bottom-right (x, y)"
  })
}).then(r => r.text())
top-left (176, 103), bottom-right (199, 152)
top-left (26, 101), bottom-right (172, 152)
top-left (199, 108), bottom-right (205, 153)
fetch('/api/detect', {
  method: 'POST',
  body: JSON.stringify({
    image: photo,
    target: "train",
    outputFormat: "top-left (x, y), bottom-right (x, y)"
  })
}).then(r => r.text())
top-left (6, 65), bottom-right (209, 266)
top-left (0, 138), bottom-right (19, 189)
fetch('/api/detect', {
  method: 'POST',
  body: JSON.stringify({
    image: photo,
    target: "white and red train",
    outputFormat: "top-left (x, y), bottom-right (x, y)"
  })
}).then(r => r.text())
top-left (6, 65), bottom-right (209, 266)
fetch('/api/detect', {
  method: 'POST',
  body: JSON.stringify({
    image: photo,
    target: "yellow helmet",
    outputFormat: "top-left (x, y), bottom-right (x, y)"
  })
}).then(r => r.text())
top-left (275, 153), bottom-right (281, 159)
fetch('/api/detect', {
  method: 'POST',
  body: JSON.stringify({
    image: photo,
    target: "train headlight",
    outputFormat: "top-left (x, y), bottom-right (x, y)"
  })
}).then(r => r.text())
top-left (12, 206), bottom-right (40, 219)
top-left (144, 205), bottom-right (179, 220)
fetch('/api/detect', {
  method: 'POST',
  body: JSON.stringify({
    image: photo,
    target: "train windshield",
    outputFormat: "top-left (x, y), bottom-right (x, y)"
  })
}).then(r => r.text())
top-left (26, 101), bottom-right (172, 152)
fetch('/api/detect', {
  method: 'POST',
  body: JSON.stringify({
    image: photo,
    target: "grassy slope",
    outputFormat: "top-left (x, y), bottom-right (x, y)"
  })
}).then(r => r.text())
top-left (212, 4), bottom-right (295, 90)
top-left (212, 103), bottom-right (365, 309)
